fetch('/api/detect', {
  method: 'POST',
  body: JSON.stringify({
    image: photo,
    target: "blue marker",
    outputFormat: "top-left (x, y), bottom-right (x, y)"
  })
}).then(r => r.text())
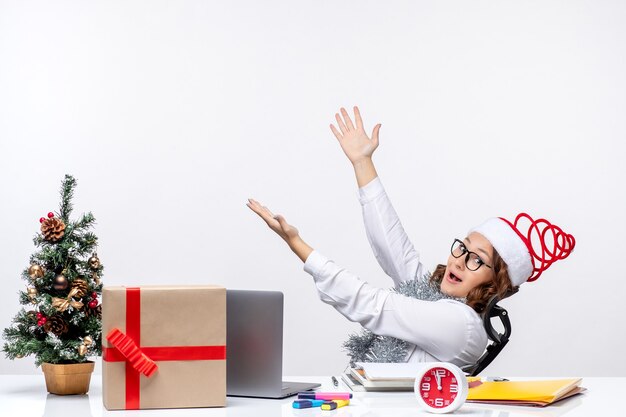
top-left (292, 399), bottom-right (325, 409)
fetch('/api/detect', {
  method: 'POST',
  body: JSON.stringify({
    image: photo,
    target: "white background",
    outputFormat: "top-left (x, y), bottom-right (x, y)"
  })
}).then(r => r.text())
top-left (1, 0), bottom-right (624, 377)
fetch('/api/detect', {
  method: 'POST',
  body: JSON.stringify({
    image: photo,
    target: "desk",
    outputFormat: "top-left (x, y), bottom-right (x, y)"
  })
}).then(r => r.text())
top-left (0, 375), bottom-right (620, 416)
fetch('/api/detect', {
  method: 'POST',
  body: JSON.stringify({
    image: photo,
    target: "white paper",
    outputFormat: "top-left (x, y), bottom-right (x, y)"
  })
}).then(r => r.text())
top-left (355, 362), bottom-right (425, 381)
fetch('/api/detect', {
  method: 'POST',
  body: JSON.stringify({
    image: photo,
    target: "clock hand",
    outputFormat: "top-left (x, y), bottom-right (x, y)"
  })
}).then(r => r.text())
top-left (435, 372), bottom-right (442, 391)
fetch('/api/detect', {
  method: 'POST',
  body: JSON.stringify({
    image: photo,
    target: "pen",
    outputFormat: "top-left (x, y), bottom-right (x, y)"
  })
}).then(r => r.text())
top-left (321, 399), bottom-right (350, 410)
top-left (298, 392), bottom-right (353, 400)
top-left (292, 399), bottom-right (325, 409)
top-left (331, 376), bottom-right (339, 387)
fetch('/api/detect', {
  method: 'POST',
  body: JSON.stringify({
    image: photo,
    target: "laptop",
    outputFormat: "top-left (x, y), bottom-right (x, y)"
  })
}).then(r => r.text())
top-left (226, 289), bottom-right (320, 398)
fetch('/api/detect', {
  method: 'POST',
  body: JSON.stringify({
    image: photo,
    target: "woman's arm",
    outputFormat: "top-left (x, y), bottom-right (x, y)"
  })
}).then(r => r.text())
top-left (359, 177), bottom-right (424, 285)
top-left (304, 251), bottom-right (486, 364)
top-left (352, 157), bottom-right (378, 189)
top-left (330, 107), bottom-right (423, 284)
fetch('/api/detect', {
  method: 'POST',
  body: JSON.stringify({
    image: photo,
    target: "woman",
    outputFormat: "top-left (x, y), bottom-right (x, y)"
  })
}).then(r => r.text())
top-left (247, 106), bottom-right (575, 367)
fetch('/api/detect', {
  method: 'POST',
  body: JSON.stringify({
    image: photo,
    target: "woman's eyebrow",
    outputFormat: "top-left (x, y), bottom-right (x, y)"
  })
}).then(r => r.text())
top-left (464, 237), bottom-right (492, 262)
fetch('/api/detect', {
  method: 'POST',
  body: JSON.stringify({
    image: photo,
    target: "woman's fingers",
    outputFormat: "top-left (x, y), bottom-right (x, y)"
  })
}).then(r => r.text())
top-left (354, 106), bottom-right (364, 130)
top-left (334, 106), bottom-right (362, 134)
top-left (247, 199), bottom-right (295, 241)
top-left (371, 123), bottom-right (381, 146)
top-left (335, 113), bottom-right (348, 134)
top-left (247, 199), bottom-right (274, 224)
top-left (329, 124), bottom-right (343, 141)
top-left (340, 107), bottom-right (355, 130)
top-left (247, 198), bottom-right (264, 212)
top-left (246, 199), bottom-right (264, 218)
top-left (332, 106), bottom-right (359, 138)
top-left (262, 204), bottom-right (275, 218)
top-left (248, 198), bottom-right (285, 227)
top-left (275, 214), bottom-right (299, 239)
top-left (274, 214), bottom-right (289, 231)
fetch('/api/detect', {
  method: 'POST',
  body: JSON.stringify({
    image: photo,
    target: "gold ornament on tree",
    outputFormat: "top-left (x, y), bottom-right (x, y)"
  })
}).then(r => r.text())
top-left (77, 344), bottom-right (88, 356)
top-left (53, 273), bottom-right (68, 291)
top-left (40, 217), bottom-right (66, 242)
top-left (71, 278), bottom-right (88, 298)
top-left (77, 335), bottom-right (93, 357)
top-left (51, 288), bottom-right (84, 312)
top-left (28, 264), bottom-right (44, 280)
top-left (92, 272), bottom-right (101, 286)
top-left (27, 287), bottom-right (38, 304)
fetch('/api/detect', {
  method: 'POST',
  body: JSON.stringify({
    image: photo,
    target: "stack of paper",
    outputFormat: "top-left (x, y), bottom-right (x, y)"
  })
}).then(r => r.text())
top-left (340, 362), bottom-right (419, 392)
top-left (467, 378), bottom-right (586, 407)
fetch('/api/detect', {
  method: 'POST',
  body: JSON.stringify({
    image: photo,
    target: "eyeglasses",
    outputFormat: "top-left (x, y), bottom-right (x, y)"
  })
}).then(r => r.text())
top-left (451, 239), bottom-right (492, 271)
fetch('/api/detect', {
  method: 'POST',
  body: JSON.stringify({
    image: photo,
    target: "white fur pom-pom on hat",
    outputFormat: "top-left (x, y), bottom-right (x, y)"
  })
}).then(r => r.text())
top-left (469, 213), bottom-right (576, 287)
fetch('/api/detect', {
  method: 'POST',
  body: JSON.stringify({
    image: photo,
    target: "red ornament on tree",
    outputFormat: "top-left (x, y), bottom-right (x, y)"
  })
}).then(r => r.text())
top-left (88, 300), bottom-right (98, 309)
top-left (91, 292), bottom-right (98, 300)
top-left (38, 316), bottom-right (48, 326)
top-left (39, 217), bottom-right (45, 223)
top-left (36, 312), bottom-right (43, 320)
top-left (47, 212), bottom-right (54, 218)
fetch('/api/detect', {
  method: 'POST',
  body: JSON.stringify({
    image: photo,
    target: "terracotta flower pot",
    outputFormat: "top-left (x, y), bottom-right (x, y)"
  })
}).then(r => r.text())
top-left (41, 361), bottom-right (95, 395)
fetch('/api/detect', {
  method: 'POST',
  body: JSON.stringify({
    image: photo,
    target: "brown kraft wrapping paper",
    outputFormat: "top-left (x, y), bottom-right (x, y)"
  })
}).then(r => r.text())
top-left (102, 285), bottom-right (226, 410)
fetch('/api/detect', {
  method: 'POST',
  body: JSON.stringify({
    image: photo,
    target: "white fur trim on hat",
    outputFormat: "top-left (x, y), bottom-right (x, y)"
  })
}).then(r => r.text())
top-left (469, 218), bottom-right (533, 287)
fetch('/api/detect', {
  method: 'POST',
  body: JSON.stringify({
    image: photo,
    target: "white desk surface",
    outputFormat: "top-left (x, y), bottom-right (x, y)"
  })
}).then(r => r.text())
top-left (0, 375), bottom-right (620, 416)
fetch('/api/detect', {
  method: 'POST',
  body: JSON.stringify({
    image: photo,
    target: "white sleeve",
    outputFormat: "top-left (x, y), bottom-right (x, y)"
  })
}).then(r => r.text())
top-left (304, 250), bottom-right (474, 362)
top-left (358, 177), bottom-right (425, 285)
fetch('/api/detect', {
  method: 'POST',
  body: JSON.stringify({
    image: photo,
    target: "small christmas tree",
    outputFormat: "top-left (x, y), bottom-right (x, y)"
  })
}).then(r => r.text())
top-left (3, 175), bottom-right (103, 365)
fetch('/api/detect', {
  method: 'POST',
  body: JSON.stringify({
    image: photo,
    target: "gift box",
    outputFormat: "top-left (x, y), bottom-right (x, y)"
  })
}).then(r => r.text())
top-left (102, 285), bottom-right (226, 410)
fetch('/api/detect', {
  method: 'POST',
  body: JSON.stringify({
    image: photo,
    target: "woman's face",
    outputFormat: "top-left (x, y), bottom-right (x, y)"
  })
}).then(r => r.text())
top-left (441, 232), bottom-right (495, 298)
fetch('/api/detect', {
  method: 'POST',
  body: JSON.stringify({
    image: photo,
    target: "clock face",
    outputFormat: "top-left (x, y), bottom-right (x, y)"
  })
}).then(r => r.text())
top-left (418, 366), bottom-right (461, 409)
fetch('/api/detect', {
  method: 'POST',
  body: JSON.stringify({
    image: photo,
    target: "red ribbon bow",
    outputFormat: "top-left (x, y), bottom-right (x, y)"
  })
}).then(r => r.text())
top-left (106, 328), bottom-right (158, 377)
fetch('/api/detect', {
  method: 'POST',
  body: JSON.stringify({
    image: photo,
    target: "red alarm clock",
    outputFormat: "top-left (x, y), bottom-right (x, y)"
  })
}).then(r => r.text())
top-left (414, 362), bottom-right (468, 414)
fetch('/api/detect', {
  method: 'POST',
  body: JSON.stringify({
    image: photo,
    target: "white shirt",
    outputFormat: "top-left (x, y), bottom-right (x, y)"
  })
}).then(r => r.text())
top-left (303, 177), bottom-right (488, 367)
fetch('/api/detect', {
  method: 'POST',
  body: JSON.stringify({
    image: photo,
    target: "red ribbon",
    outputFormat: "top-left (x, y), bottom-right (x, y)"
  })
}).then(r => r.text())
top-left (103, 287), bottom-right (226, 409)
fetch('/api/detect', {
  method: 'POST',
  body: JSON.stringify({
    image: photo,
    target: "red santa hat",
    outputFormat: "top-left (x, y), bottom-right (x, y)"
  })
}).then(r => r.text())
top-left (469, 213), bottom-right (576, 287)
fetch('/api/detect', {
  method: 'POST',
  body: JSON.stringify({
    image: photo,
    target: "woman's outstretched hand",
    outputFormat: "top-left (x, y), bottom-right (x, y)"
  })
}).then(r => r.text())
top-left (246, 198), bottom-right (314, 263)
top-left (330, 106), bottom-right (381, 165)
top-left (246, 198), bottom-right (299, 243)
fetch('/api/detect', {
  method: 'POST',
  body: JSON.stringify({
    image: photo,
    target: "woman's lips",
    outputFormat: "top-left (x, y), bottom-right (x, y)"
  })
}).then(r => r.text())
top-left (446, 272), bottom-right (463, 284)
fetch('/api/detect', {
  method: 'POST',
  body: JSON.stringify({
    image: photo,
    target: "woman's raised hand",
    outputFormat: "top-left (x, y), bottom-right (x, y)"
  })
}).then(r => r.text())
top-left (330, 106), bottom-right (381, 165)
top-left (246, 198), bottom-right (300, 244)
